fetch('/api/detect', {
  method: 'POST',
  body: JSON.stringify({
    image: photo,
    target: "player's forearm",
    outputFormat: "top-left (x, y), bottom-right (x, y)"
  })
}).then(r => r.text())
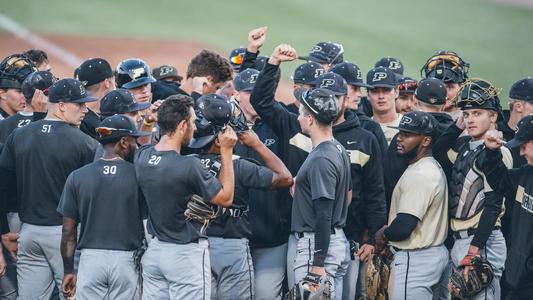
top-left (253, 142), bottom-right (292, 188)
top-left (471, 191), bottom-right (503, 249)
top-left (60, 226), bottom-right (77, 274)
top-left (212, 148), bottom-right (235, 207)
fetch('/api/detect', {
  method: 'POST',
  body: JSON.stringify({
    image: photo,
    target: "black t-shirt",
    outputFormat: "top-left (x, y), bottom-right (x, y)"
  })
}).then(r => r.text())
top-left (0, 119), bottom-right (98, 226)
top-left (80, 109), bottom-right (101, 139)
top-left (0, 112), bottom-right (33, 144)
top-left (200, 154), bottom-right (273, 239)
top-left (134, 145), bottom-right (222, 244)
top-left (291, 140), bottom-right (351, 232)
top-left (57, 159), bottom-right (145, 250)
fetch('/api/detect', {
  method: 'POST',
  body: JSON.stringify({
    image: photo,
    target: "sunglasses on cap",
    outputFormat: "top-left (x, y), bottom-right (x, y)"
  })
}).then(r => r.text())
top-left (95, 127), bottom-right (135, 138)
top-left (230, 53), bottom-right (244, 65)
top-left (398, 81), bottom-right (418, 92)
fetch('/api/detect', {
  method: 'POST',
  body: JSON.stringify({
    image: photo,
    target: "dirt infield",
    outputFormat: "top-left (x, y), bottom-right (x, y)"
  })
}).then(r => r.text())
top-left (0, 32), bottom-right (294, 102)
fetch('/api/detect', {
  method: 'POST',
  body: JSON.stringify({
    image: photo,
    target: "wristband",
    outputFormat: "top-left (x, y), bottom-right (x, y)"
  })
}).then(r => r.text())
top-left (143, 119), bottom-right (155, 126)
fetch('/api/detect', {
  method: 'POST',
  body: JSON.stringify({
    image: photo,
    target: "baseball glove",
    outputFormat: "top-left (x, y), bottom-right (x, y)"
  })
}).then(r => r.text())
top-left (448, 256), bottom-right (494, 299)
top-left (283, 272), bottom-right (332, 300)
top-left (366, 253), bottom-right (392, 300)
top-left (184, 194), bottom-right (221, 234)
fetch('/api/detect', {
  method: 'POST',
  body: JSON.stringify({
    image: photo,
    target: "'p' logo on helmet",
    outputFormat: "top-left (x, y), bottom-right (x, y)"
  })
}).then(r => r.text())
top-left (320, 78), bottom-right (335, 88)
top-left (389, 61), bottom-right (401, 70)
top-left (373, 72), bottom-right (387, 82)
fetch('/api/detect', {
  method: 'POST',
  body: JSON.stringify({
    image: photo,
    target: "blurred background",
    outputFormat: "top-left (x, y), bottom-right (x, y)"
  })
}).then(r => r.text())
top-left (0, 0), bottom-right (532, 105)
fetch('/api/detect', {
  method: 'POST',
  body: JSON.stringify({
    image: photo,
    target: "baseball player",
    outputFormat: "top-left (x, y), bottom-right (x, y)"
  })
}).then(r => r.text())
top-left (189, 93), bottom-right (293, 299)
top-left (433, 78), bottom-right (512, 300)
top-left (291, 87), bottom-right (351, 299)
top-left (395, 77), bottom-right (418, 114)
top-left (0, 54), bottom-right (37, 120)
top-left (477, 115), bottom-right (533, 299)
top-left (375, 111), bottom-right (449, 299)
top-left (0, 78), bottom-right (98, 299)
top-left (151, 64), bottom-right (186, 102)
top-left (58, 115), bottom-right (150, 299)
top-left (23, 49), bottom-right (51, 72)
top-left (152, 64), bottom-right (183, 83)
top-left (134, 95), bottom-right (236, 299)
top-left (116, 58), bottom-right (157, 104)
top-left (366, 66), bottom-right (402, 145)
top-left (76, 58), bottom-right (116, 138)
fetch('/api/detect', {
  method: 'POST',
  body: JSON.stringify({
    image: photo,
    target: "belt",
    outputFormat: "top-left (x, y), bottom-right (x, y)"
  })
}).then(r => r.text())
top-left (453, 226), bottom-right (501, 240)
top-left (295, 227), bottom-right (342, 239)
top-left (389, 245), bottom-right (401, 255)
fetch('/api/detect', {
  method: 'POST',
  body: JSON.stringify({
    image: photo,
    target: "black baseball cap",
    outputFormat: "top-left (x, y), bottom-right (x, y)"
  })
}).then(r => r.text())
top-left (48, 78), bottom-right (97, 103)
top-left (295, 87), bottom-right (339, 124)
top-left (152, 65), bottom-right (183, 82)
top-left (389, 111), bottom-right (438, 137)
top-left (234, 68), bottom-right (259, 92)
top-left (415, 78), bottom-right (446, 105)
top-left (375, 56), bottom-right (404, 80)
top-left (300, 42), bottom-right (344, 66)
top-left (366, 67), bottom-right (398, 89)
top-left (506, 115), bottom-right (533, 148)
top-left (329, 62), bottom-right (370, 88)
top-left (229, 47), bottom-right (246, 72)
top-left (100, 89), bottom-right (151, 117)
top-left (509, 77), bottom-right (533, 102)
top-left (75, 58), bottom-right (113, 87)
top-left (188, 93), bottom-right (232, 149)
top-left (398, 76), bottom-right (418, 95)
top-left (292, 62), bottom-right (325, 86)
top-left (21, 71), bottom-right (56, 101)
top-left (96, 114), bottom-right (151, 144)
top-left (316, 72), bottom-right (348, 95)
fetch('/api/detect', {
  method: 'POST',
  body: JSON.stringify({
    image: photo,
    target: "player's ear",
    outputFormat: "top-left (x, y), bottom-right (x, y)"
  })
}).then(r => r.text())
top-left (422, 136), bottom-right (432, 147)
top-left (0, 88), bottom-right (6, 99)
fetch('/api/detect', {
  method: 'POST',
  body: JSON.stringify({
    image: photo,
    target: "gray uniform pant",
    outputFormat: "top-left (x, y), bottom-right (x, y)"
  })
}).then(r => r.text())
top-left (0, 213), bottom-right (21, 300)
top-left (209, 237), bottom-right (254, 300)
top-left (76, 249), bottom-right (138, 300)
top-left (388, 244), bottom-right (449, 300)
top-left (450, 230), bottom-right (506, 300)
top-left (141, 237), bottom-right (210, 300)
top-left (341, 249), bottom-right (360, 300)
top-left (16, 223), bottom-right (64, 300)
top-left (250, 243), bottom-right (287, 300)
top-left (289, 228), bottom-right (350, 300)
top-left (432, 257), bottom-right (453, 300)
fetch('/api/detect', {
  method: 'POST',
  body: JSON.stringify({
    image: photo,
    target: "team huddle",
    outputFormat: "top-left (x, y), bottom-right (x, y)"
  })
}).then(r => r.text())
top-left (0, 26), bottom-right (532, 300)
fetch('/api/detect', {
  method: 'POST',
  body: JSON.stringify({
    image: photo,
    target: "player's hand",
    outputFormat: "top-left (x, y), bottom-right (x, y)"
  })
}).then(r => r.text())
top-left (357, 244), bottom-right (374, 263)
top-left (290, 179), bottom-right (296, 197)
top-left (238, 130), bottom-right (262, 148)
top-left (218, 126), bottom-right (238, 150)
top-left (484, 129), bottom-right (504, 150)
top-left (62, 273), bottom-right (77, 298)
top-left (31, 89), bottom-right (48, 113)
top-left (268, 44), bottom-right (297, 66)
top-left (247, 26), bottom-right (268, 53)
top-left (374, 225), bottom-right (388, 252)
top-left (455, 114), bottom-right (466, 130)
top-left (192, 76), bottom-right (209, 95)
top-left (1, 233), bottom-right (19, 262)
top-left (460, 246), bottom-right (481, 282)
top-left (0, 250), bottom-right (6, 277)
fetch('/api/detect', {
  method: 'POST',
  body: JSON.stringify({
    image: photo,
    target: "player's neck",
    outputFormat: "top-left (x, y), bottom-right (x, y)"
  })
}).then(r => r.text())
top-left (410, 149), bottom-right (432, 164)
top-left (155, 134), bottom-right (183, 153)
top-left (310, 127), bottom-right (333, 148)
top-left (373, 110), bottom-right (398, 124)
top-left (507, 111), bottom-right (522, 130)
top-left (180, 78), bottom-right (193, 95)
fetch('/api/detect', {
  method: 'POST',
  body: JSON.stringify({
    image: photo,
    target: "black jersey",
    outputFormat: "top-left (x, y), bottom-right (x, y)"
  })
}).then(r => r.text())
top-left (80, 109), bottom-right (101, 139)
top-left (0, 112), bottom-right (33, 144)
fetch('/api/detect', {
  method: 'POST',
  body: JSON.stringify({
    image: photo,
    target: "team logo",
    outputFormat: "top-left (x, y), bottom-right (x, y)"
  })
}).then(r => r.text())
top-left (314, 69), bottom-right (325, 78)
top-left (389, 61), bottom-right (402, 70)
top-left (80, 80), bottom-right (88, 87)
top-left (320, 78), bottom-right (336, 88)
top-left (372, 72), bottom-right (387, 82)
top-left (79, 84), bottom-right (85, 95)
top-left (311, 45), bottom-right (323, 53)
top-left (264, 139), bottom-right (276, 147)
top-left (429, 97), bottom-right (437, 104)
top-left (399, 116), bottom-right (413, 126)
top-left (159, 66), bottom-right (174, 77)
top-left (249, 73), bottom-right (258, 84)
top-left (131, 68), bottom-right (145, 80)
top-left (356, 70), bottom-right (362, 80)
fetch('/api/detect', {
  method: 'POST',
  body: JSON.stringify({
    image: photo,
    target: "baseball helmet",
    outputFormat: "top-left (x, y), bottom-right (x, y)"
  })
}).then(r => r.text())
top-left (0, 54), bottom-right (37, 89)
top-left (115, 58), bottom-right (157, 89)
top-left (21, 71), bottom-right (57, 101)
top-left (421, 50), bottom-right (469, 84)
top-left (456, 78), bottom-right (502, 111)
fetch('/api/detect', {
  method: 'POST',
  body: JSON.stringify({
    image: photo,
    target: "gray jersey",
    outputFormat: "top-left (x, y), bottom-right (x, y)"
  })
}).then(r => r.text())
top-left (291, 139), bottom-right (351, 232)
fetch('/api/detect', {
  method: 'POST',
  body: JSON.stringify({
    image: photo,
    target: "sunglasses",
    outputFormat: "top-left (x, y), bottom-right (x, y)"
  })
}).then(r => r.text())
top-left (95, 127), bottom-right (134, 138)
top-left (398, 81), bottom-right (418, 91)
top-left (230, 53), bottom-right (244, 65)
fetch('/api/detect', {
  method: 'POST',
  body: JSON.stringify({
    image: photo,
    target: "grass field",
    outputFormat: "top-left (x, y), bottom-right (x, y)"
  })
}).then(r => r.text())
top-left (1, 0), bottom-right (532, 105)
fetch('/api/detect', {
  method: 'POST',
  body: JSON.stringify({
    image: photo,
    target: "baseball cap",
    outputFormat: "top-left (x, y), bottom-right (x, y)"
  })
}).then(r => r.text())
top-left (48, 78), bottom-right (97, 103)
top-left (415, 78), bottom-right (446, 105)
top-left (316, 72), bottom-right (347, 95)
top-left (188, 94), bottom-right (232, 149)
top-left (229, 47), bottom-right (246, 72)
top-left (96, 114), bottom-right (151, 144)
top-left (292, 62), bottom-right (325, 86)
top-left (375, 56), bottom-right (404, 79)
top-left (21, 71), bottom-right (57, 101)
top-left (366, 67), bottom-right (398, 89)
top-left (100, 89), bottom-right (151, 117)
top-left (152, 65), bottom-right (183, 82)
top-left (509, 77), bottom-right (533, 102)
top-left (457, 79), bottom-right (501, 111)
top-left (329, 62), bottom-right (370, 88)
top-left (75, 58), bottom-right (113, 87)
top-left (301, 42), bottom-right (344, 66)
top-left (388, 111), bottom-right (438, 137)
top-left (398, 77), bottom-right (418, 95)
top-left (295, 87), bottom-right (339, 124)
top-left (234, 68), bottom-right (259, 92)
top-left (506, 115), bottom-right (533, 148)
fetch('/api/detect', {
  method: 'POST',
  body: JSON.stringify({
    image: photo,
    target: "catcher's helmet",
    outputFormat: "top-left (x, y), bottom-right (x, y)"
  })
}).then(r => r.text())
top-left (115, 58), bottom-right (156, 89)
top-left (21, 71), bottom-right (57, 101)
top-left (0, 54), bottom-right (37, 89)
top-left (456, 78), bottom-right (502, 112)
top-left (421, 50), bottom-right (469, 84)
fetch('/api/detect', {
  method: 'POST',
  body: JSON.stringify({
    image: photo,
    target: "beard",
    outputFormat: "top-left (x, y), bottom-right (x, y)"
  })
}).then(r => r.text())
top-left (397, 143), bottom-right (420, 161)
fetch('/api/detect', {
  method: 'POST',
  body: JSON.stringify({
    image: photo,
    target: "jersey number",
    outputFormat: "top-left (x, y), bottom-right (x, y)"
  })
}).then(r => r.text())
top-left (17, 119), bottom-right (30, 127)
top-left (103, 165), bottom-right (117, 175)
top-left (41, 124), bottom-right (52, 133)
top-left (148, 155), bottom-right (162, 165)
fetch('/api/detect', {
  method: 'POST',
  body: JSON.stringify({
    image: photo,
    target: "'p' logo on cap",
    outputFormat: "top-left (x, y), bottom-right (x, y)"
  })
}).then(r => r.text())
top-left (373, 72), bottom-right (387, 82)
top-left (320, 78), bottom-right (336, 88)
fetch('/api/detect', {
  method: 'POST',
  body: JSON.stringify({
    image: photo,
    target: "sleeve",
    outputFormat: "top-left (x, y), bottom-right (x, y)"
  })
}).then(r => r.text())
top-left (56, 173), bottom-right (80, 221)
top-left (250, 62), bottom-right (301, 141)
top-left (308, 156), bottom-right (337, 201)
top-left (395, 169), bottom-right (436, 220)
top-left (383, 213), bottom-right (420, 242)
top-left (433, 123), bottom-right (463, 166)
top-left (312, 197), bottom-right (334, 267)
top-left (189, 158), bottom-right (223, 203)
top-left (79, 137), bottom-right (98, 166)
top-left (0, 132), bottom-right (16, 172)
top-left (360, 137), bottom-right (387, 244)
top-left (240, 50), bottom-right (259, 72)
top-left (236, 159), bottom-right (274, 190)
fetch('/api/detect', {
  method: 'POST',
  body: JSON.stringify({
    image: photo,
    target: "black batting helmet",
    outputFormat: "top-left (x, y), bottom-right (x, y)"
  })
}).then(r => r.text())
top-left (115, 58), bottom-right (156, 89)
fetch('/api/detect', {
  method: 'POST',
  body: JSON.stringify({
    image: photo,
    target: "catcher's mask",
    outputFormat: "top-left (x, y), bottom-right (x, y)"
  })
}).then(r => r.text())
top-left (0, 54), bottom-right (37, 89)
top-left (421, 50), bottom-right (469, 84)
top-left (455, 78), bottom-right (502, 112)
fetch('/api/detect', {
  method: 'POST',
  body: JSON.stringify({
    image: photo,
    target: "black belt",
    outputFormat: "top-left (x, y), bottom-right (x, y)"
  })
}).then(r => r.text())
top-left (295, 228), bottom-right (339, 239)
top-left (453, 226), bottom-right (501, 240)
